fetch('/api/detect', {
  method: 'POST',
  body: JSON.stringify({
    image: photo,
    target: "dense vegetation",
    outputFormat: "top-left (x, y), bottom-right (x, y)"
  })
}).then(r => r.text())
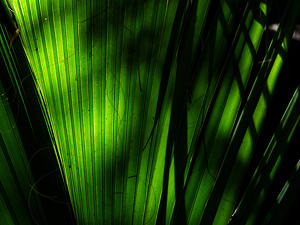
top-left (1, 0), bottom-right (300, 224)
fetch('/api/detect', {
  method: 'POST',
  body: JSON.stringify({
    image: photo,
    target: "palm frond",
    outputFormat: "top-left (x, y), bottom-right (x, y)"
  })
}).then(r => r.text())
top-left (1, 0), bottom-right (300, 224)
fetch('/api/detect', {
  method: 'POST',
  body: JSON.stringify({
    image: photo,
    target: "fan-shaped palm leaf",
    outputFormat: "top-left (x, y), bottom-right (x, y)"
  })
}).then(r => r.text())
top-left (1, 0), bottom-right (300, 224)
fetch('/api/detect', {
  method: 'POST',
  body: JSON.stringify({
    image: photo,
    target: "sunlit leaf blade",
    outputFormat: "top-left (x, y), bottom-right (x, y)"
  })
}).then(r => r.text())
top-left (174, 0), bottom-right (267, 224)
top-left (233, 84), bottom-right (300, 225)
top-left (10, 0), bottom-right (190, 223)
top-left (213, 0), bottom-right (300, 224)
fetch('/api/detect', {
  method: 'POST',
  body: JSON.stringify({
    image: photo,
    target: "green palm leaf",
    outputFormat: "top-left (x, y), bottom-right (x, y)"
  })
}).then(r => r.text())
top-left (1, 0), bottom-right (300, 224)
